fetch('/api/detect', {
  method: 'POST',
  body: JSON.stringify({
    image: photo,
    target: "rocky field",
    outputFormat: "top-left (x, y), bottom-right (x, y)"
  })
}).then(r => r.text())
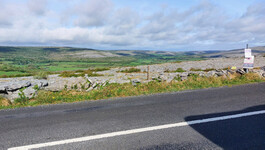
top-left (1, 56), bottom-right (265, 102)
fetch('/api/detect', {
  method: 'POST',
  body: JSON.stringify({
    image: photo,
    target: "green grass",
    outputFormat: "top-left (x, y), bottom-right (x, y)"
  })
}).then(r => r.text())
top-left (1, 73), bottom-right (264, 109)
top-left (0, 71), bottom-right (27, 76)
top-left (0, 72), bottom-right (33, 78)
top-left (0, 46), bottom-right (205, 77)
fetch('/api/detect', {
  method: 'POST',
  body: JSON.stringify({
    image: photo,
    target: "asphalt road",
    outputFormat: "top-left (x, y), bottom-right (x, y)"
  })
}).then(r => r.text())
top-left (1, 83), bottom-right (265, 150)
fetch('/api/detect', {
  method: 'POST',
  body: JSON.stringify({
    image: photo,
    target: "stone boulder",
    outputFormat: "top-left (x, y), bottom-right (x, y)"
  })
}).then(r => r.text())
top-left (4, 91), bottom-right (20, 101)
top-left (261, 66), bottom-right (265, 71)
top-left (6, 81), bottom-right (31, 92)
top-left (179, 72), bottom-right (188, 81)
top-left (45, 76), bottom-right (88, 91)
top-left (23, 87), bottom-right (37, 99)
top-left (4, 87), bottom-right (36, 101)
top-left (0, 85), bottom-right (7, 93)
top-left (227, 69), bottom-right (236, 74)
top-left (252, 70), bottom-right (265, 78)
top-left (236, 69), bottom-right (246, 75)
top-left (31, 80), bottom-right (48, 88)
top-left (215, 70), bottom-right (227, 77)
top-left (131, 79), bottom-right (141, 86)
top-left (0, 79), bottom-right (48, 102)
top-left (205, 71), bottom-right (217, 77)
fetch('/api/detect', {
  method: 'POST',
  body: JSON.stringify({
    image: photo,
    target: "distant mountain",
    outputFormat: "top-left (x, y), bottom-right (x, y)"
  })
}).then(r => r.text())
top-left (0, 46), bottom-right (264, 60)
top-left (199, 46), bottom-right (265, 58)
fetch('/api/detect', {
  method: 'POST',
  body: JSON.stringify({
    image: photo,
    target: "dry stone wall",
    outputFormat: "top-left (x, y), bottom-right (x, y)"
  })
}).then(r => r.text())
top-left (0, 57), bottom-right (265, 102)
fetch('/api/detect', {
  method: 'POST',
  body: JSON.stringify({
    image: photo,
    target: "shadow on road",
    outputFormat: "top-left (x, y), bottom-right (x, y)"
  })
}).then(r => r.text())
top-left (185, 104), bottom-right (265, 149)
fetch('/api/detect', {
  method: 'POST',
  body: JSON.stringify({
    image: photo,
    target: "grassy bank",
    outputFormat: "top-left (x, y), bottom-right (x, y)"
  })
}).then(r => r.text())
top-left (1, 73), bottom-right (264, 110)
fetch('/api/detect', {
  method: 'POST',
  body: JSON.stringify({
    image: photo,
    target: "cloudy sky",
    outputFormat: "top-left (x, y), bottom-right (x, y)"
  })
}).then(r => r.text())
top-left (0, 0), bottom-right (265, 51)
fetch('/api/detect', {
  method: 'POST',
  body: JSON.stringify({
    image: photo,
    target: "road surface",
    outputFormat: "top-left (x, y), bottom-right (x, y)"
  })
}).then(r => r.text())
top-left (1, 83), bottom-right (265, 149)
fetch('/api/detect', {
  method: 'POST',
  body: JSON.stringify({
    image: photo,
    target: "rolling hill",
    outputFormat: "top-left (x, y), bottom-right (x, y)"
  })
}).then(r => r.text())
top-left (0, 46), bottom-right (264, 77)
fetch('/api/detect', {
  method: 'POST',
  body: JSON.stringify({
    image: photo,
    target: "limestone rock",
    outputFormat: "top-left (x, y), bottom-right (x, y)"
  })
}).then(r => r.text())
top-left (5, 81), bottom-right (31, 92)
top-left (4, 91), bottom-right (20, 102)
top-left (236, 69), bottom-right (246, 75)
top-left (227, 69), bottom-right (235, 74)
top-left (261, 66), bottom-right (265, 71)
top-left (215, 70), bottom-right (225, 77)
top-left (206, 71), bottom-right (217, 77)
top-left (179, 72), bottom-right (188, 81)
top-left (23, 87), bottom-right (37, 99)
top-left (45, 76), bottom-right (88, 91)
top-left (0, 85), bottom-right (7, 93)
top-left (131, 79), bottom-right (141, 86)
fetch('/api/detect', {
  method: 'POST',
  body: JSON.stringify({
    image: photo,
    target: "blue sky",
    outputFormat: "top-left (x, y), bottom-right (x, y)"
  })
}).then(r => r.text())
top-left (0, 0), bottom-right (265, 51)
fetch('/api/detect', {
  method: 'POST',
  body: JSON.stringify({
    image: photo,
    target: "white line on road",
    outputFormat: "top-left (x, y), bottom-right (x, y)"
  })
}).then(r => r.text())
top-left (8, 110), bottom-right (265, 150)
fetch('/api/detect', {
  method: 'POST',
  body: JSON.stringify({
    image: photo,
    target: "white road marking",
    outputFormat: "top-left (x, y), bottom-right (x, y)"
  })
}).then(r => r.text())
top-left (8, 110), bottom-right (265, 150)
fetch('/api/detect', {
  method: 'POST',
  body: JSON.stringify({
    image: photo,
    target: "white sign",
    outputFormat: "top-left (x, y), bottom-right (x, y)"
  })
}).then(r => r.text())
top-left (243, 56), bottom-right (254, 68)
top-left (245, 49), bottom-right (252, 57)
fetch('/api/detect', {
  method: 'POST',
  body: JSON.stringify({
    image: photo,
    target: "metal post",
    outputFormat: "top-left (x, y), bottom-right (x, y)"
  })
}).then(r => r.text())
top-left (244, 44), bottom-right (249, 73)
top-left (147, 66), bottom-right (150, 80)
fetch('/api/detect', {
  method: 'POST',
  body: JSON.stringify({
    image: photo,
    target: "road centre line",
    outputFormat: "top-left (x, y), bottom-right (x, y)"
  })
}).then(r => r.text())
top-left (8, 110), bottom-right (265, 150)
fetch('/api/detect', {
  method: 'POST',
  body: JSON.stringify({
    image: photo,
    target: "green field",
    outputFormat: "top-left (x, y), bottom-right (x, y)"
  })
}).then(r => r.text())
top-left (0, 46), bottom-right (204, 77)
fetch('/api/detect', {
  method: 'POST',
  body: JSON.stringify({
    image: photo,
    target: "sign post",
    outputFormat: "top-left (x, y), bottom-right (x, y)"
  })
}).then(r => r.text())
top-left (243, 44), bottom-right (254, 73)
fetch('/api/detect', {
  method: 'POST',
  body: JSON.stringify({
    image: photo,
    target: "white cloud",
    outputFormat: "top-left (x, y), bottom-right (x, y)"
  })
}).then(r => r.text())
top-left (27, 0), bottom-right (48, 16)
top-left (106, 7), bottom-right (141, 35)
top-left (74, 0), bottom-right (113, 27)
top-left (0, 0), bottom-right (265, 50)
top-left (0, 2), bottom-right (17, 27)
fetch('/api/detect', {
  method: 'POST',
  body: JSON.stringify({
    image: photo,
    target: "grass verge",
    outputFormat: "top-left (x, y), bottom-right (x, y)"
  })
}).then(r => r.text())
top-left (1, 73), bottom-right (264, 109)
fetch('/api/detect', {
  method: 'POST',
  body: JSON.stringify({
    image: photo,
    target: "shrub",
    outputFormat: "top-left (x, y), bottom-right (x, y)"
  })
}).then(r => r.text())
top-left (59, 71), bottom-right (84, 77)
top-left (91, 68), bottom-right (110, 72)
top-left (34, 71), bottom-right (48, 79)
top-left (175, 68), bottom-right (186, 72)
top-left (33, 84), bottom-right (40, 90)
top-left (165, 68), bottom-right (186, 73)
top-left (189, 67), bottom-right (216, 72)
top-left (203, 68), bottom-right (215, 72)
top-left (174, 75), bottom-right (182, 81)
top-left (75, 68), bottom-right (109, 73)
top-left (119, 68), bottom-right (141, 73)
top-left (83, 70), bottom-right (102, 77)
top-left (174, 61), bottom-right (182, 63)
top-left (14, 88), bottom-right (28, 105)
top-left (59, 70), bottom-right (102, 78)
top-left (190, 68), bottom-right (203, 71)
